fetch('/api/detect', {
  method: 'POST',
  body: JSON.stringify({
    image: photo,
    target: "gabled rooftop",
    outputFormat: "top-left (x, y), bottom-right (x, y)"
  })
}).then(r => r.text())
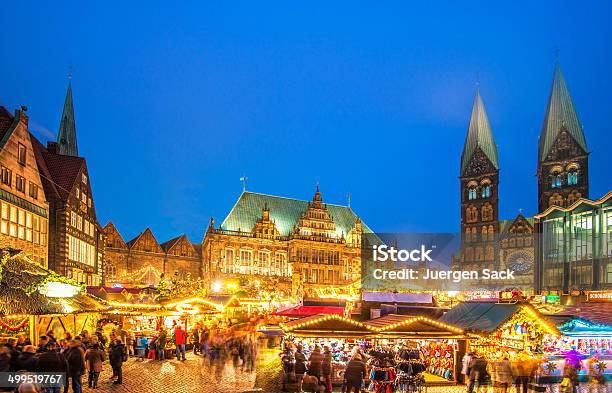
top-left (221, 191), bottom-right (373, 238)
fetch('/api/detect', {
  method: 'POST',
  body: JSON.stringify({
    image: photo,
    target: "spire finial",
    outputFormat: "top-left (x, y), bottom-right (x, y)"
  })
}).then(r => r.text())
top-left (347, 192), bottom-right (351, 207)
top-left (240, 175), bottom-right (248, 192)
top-left (475, 71), bottom-right (480, 88)
top-left (67, 64), bottom-right (73, 81)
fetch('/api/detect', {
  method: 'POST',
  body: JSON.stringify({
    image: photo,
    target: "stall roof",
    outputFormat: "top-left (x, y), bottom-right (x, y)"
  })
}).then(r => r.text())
top-left (439, 301), bottom-right (559, 335)
top-left (365, 314), bottom-right (464, 336)
top-left (281, 314), bottom-right (374, 336)
top-left (362, 292), bottom-right (433, 304)
top-left (555, 317), bottom-right (612, 336)
top-left (561, 303), bottom-right (612, 326)
top-left (273, 305), bottom-right (344, 317)
top-left (0, 251), bottom-right (107, 315)
top-left (162, 295), bottom-right (239, 311)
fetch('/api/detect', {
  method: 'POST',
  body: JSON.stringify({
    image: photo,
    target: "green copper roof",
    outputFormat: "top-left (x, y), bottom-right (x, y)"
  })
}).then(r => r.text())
top-left (538, 64), bottom-right (587, 161)
top-left (460, 89), bottom-right (498, 175)
top-left (57, 80), bottom-right (78, 156)
top-left (221, 191), bottom-right (374, 238)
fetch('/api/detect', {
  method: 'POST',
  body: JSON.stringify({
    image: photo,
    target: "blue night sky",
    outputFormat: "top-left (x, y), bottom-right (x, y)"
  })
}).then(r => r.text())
top-left (1, 1), bottom-right (610, 243)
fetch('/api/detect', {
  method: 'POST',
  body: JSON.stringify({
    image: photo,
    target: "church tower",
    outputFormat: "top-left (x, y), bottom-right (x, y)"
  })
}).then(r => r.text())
top-left (57, 78), bottom-right (79, 156)
top-left (537, 64), bottom-right (589, 212)
top-left (460, 89), bottom-right (499, 267)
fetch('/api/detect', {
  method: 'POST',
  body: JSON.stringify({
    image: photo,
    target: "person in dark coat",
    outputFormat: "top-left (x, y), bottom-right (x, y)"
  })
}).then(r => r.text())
top-left (4, 338), bottom-right (21, 371)
top-left (191, 328), bottom-right (200, 355)
top-left (35, 342), bottom-right (67, 393)
top-left (157, 329), bottom-right (167, 360)
top-left (109, 338), bottom-right (126, 385)
top-left (15, 334), bottom-right (31, 352)
top-left (294, 345), bottom-right (307, 393)
top-left (307, 345), bottom-right (323, 379)
top-left (36, 336), bottom-right (49, 354)
top-left (85, 343), bottom-right (105, 389)
top-left (344, 354), bottom-right (367, 393)
top-left (321, 347), bottom-right (333, 393)
top-left (0, 346), bottom-right (10, 372)
top-left (64, 339), bottom-right (86, 393)
top-left (16, 346), bottom-right (38, 372)
top-left (468, 355), bottom-right (488, 393)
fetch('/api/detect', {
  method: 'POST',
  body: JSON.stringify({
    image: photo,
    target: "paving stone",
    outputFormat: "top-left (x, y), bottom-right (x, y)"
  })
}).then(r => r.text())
top-left (85, 350), bottom-right (611, 393)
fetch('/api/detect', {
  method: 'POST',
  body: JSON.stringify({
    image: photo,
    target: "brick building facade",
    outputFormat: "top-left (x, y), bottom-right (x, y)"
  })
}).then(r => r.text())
top-left (102, 222), bottom-right (201, 287)
top-left (0, 107), bottom-right (49, 265)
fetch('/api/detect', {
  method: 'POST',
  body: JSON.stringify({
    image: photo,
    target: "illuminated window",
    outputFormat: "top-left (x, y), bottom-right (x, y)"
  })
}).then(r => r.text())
top-left (567, 171), bottom-right (578, 185)
top-left (0, 167), bottom-right (11, 186)
top-left (551, 174), bottom-right (563, 188)
top-left (481, 203), bottom-right (493, 221)
top-left (15, 175), bottom-right (26, 193)
top-left (481, 185), bottom-right (492, 198)
top-left (224, 248), bottom-right (235, 273)
top-left (468, 188), bottom-right (477, 200)
top-left (258, 250), bottom-right (270, 275)
top-left (28, 182), bottom-right (38, 199)
top-left (239, 249), bottom-right (252, 274)
top-left (466, 206), bottom-right (478, 223)
top-left (275, 252), bottom-right (287, 276)
top-left (18, 143), bottom-right (26, 166)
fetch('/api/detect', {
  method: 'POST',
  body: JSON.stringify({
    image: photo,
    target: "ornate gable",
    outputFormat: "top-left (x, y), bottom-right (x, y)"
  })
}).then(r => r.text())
top-left (103, 221), bottom-right (127, 249)
top-left (543, 128), bottom-right (587, 162)
top-left (462, 147), bottom-right (497, 178)
top-left (252, 205), bottom-right (280, 239)
top-left (293, 188), bottom-right (340, 242)
top-left (507, 215), bottom-right (534, 235)
top-left (128, 227), bottom-right (163, 253)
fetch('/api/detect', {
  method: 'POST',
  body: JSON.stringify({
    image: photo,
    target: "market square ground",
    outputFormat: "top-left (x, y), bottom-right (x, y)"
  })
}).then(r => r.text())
top-left (85, 350), bottom-right (609, 393)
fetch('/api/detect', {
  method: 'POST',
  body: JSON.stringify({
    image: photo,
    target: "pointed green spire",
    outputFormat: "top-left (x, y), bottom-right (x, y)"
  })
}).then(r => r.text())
top-left (538, 63), bottom-right (587, 161)
top-left (460, 88), bottom-right (499, 175)
top-left (57, 78), bottom-right (78, 156)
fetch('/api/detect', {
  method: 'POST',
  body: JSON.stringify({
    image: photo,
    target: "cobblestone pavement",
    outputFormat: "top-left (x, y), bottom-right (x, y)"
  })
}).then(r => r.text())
top-left (86, 351), bottom-right (610, 393)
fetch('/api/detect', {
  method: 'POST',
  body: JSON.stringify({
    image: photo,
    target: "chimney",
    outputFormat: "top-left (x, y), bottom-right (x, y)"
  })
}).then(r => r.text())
top-left (47, 142), bottom-right (58, 154)
top-left (16, 106), bottom-right (28, 126)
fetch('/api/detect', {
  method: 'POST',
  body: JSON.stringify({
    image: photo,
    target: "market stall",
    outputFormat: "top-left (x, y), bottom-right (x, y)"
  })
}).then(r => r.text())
top-left (366, 314), bottom-right (466, 384)
top-left (439, 301), bottom-right (560, 372)
top-left (0, 251), bottom-right (107, 344)
top-left (541, 316), bottom-right (612, 382)
top-left (281, 314), bottom-right (375, 384)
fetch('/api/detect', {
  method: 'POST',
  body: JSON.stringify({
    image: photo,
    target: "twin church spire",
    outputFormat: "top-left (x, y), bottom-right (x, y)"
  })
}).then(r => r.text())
top-left (460, 63), bottom-right (589, 214)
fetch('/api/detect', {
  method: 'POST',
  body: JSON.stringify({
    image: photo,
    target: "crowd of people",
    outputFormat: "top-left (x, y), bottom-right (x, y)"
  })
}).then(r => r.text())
top-left (461, 352), bottom-right (607, 393)
top-left (130, 321), bottom-right (261, 370)
top-left (0, 322), bottom-right (263, 393)
top-left (0, 329), bottom-right (126, 393)
top-left (280, 344), bottom-right (367, 393)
